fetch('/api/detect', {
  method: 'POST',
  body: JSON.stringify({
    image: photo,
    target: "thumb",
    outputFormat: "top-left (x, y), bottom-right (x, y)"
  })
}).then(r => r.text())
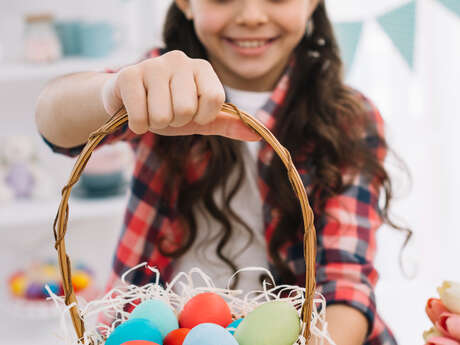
top-left (101, 73), bottom-right (123, 116)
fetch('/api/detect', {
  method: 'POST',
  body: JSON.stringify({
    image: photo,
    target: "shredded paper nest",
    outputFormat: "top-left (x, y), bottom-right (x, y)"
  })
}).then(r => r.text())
top-left (47, 263), bottom-right (335, 345)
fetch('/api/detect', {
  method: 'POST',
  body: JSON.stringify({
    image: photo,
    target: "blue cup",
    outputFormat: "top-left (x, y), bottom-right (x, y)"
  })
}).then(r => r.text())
top-left (79, 22), bottom-right (115, 58)
top-left (54, 21), bottom-right (82, 56)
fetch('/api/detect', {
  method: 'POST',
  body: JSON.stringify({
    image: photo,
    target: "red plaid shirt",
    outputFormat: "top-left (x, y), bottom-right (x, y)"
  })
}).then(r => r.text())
top-left (44, 48), bottom-right (397, 344)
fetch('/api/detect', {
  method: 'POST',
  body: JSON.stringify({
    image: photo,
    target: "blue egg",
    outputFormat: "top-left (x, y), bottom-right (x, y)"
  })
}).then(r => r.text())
top-left (129, 299), bottom-right (179, 338)
top-left (183, 323), bottom-right (238, 345)
top-left (43, 282), bottom-right (60, 296)
top-left (105, 318), bottom-right (163, 345)
top-left (226, 318), bottom-right (243, 335)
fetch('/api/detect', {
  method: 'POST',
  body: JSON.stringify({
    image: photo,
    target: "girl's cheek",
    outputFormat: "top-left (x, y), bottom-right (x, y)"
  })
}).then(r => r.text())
top-left (281, 13), bottom-right (308, 33)
top-left (270, 3), bottom-right (310, 34)
top-left (196, 16), bottom-right (227, 37)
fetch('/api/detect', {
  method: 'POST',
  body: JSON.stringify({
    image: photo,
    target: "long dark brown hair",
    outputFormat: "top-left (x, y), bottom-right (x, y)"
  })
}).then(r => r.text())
top-left (153, 1), bottom-right (410, 287)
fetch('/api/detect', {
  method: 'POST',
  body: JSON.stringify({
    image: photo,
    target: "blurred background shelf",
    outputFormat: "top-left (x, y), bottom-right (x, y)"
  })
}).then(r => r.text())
top-left (0, 52), bottom-right (139, 82)
top-left (0, 194), bottom-right (128, 229)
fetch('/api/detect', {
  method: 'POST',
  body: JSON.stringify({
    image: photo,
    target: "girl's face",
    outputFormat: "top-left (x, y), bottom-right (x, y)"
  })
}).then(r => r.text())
top-left (176, 0), bottom-right (319, 91)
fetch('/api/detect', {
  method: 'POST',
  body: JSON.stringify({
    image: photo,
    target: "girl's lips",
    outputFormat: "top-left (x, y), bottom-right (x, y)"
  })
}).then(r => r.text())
top-left (224, 37), bottom-right (277, 57)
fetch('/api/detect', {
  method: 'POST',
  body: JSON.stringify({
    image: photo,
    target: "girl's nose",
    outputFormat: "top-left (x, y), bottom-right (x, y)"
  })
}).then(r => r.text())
top-left (235, 0), bottom-right (268, 27)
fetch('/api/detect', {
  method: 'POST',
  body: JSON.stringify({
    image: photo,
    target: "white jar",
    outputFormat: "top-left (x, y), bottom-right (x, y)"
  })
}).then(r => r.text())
top-left (24, 14), bottom-right (62, 63)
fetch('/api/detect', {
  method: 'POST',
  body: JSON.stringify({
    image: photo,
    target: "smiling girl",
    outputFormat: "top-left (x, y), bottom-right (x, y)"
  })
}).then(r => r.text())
top-left (36, 1), bottom-right (398, 344)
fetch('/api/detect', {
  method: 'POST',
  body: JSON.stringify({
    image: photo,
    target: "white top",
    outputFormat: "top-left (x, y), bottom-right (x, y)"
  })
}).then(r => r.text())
top-left (171, 86), bottom-right (272, 294)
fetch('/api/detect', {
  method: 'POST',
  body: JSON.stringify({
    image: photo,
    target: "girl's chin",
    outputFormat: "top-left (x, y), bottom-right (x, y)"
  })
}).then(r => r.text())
top-left (228, 71), bottom-right (272, 85)
top-left (231, 65), bottom-right (279, 82)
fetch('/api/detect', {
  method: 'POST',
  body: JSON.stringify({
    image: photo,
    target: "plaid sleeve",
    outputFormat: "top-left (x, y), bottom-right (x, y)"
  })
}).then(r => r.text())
top-left (315, 94), bottom-right (387, 336)
top-left (41, 48), bottom-right (164, 157)
top-left (41, 122), bottom-right (139, 157)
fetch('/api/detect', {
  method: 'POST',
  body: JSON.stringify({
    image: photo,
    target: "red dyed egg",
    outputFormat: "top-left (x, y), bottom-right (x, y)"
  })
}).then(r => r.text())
top-left (179, 292), bottom-right (232, 328)
top-left (164, 328), bottom-right (190, 345)
top-left (121, 341), bottom-right (159, 345)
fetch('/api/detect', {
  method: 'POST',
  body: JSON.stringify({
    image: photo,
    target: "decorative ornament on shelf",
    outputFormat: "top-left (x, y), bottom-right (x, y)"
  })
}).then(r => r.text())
top-left (0, 135), bottom-right (53, 203)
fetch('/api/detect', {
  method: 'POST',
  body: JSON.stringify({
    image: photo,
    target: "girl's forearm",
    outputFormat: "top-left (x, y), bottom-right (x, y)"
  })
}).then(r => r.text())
top-left (35, 72), bottom-right (112, 148)
top-left (324, 304), bottom-right (368, 345)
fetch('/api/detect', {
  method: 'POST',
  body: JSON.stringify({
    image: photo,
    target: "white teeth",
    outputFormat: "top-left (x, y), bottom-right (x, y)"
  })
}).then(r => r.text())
top-left (233, 40), bottom-right (267, 48)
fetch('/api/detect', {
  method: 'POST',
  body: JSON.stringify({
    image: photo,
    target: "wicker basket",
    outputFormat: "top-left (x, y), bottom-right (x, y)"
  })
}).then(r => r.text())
top-left (53, 103), bottom-right (317, 343)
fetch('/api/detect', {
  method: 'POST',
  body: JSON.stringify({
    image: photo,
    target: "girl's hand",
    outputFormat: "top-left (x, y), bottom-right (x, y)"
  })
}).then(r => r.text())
top-left (102, 50), bottom-right (259, 141)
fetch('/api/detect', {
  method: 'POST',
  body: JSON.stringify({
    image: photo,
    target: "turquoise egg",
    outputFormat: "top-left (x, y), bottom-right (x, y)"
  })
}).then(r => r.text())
top-left (183, 323), bottom-right (238, 345)
top-left (226, 319), bottom-right (243, 335)
top-left (129, 299), bottom-right (179, 338)
top-left (234, 301), bottom-right (300, 345)
top-left (105, 318), bottom-right (163, 345)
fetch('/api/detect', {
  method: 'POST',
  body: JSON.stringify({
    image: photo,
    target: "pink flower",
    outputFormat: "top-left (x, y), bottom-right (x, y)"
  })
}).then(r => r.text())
top-left (436, 313), bottom-right (460, 341)
top-left (427, 298), bottom-right (450, 325)
top-left (425, 336), bottom-right (460, 345)
top-left (438, 282), bottom-right (460, 314)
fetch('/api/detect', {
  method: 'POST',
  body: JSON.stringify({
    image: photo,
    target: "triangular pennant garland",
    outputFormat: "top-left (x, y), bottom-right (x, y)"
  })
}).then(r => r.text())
top-left (377, 1), bottom-right (417, 68)
top-left (333, 22), bottom-right (363, 72)
top-left (437, 0), bottom-right (460, 17)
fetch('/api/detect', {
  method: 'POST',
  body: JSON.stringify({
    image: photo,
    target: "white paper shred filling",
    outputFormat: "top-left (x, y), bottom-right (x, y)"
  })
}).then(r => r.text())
top-left (46, 263), bottom-right (336, 345)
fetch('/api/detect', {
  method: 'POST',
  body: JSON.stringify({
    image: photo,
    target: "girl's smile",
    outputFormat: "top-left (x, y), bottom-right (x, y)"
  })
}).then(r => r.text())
top-left (223, 36), bottom-right (278, 56)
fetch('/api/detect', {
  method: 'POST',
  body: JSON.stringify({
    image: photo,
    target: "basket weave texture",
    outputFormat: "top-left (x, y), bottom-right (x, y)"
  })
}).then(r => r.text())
top-left (53, 103), bottom-right (317, 342)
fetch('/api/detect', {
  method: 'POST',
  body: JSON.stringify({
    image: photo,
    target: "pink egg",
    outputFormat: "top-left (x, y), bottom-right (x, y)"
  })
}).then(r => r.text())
top-left (121, 341), bottom-right (159, 345)
top-left (179, 292), bottom-right (232, 329)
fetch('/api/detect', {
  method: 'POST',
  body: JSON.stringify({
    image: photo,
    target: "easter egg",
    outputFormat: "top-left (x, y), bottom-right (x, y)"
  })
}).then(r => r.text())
top-left (121, 342), bottom-right (160, 345)
top-left (8, 271), bottom-right (23, 283)
top-left (226, 318), bottom-right (243, 335)
top-left (105, 318), bottom-right (163, 345)
top-left (163, 328), bottom-right (190, 345)
top-left (10, 274), bottom-right (27, 297)
top-left (26, 282), bottom-right (45, 299)
top-left (43, 281), bottom-right (60, 296)
top-left (72, 270), bottom-right (91, 291)
top-left (234, 301), bottom-right (301, 345)
top-left (183, 323), bottom-right (238, 345)
top-left (179, 292), bottom-right (232, 328)
top-left (130, 299), bottom-right (179, 338)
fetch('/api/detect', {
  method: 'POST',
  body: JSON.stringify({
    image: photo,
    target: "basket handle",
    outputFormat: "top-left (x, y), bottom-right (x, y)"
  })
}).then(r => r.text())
top-left (54, 103), bottom-right (317, 342)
